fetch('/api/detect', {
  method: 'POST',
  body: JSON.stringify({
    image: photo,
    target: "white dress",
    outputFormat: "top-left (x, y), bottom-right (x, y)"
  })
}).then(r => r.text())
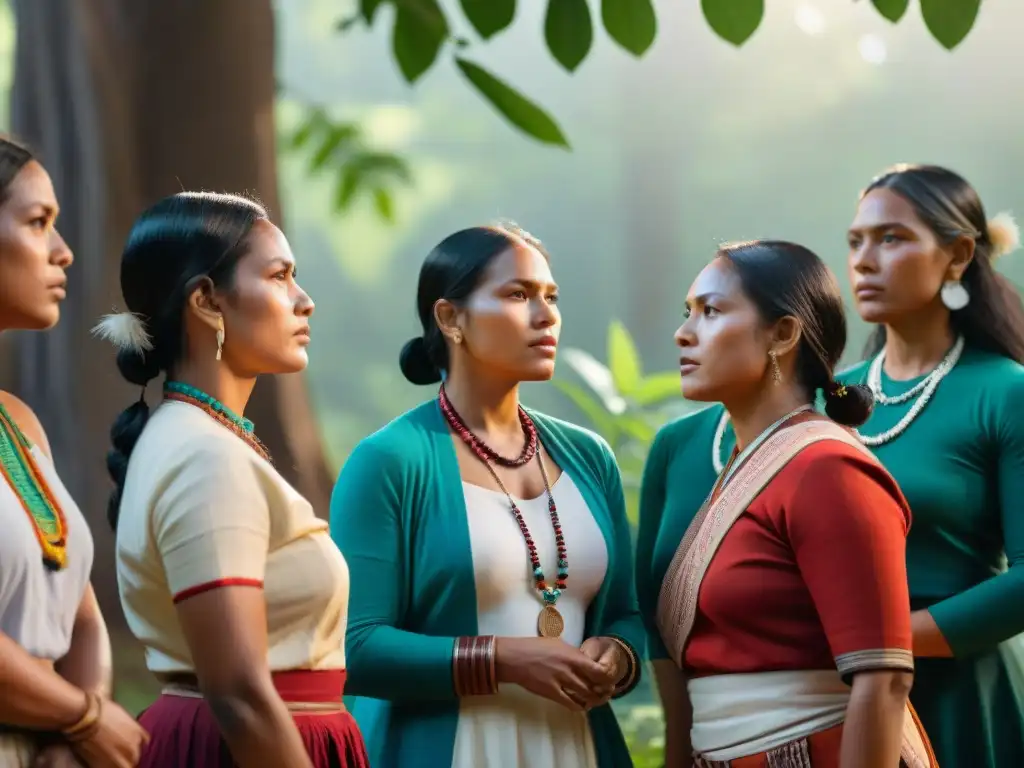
top-left (450, 472), bottom-right (609, 768)
top-left (0, 446), bottom-right (93, 767)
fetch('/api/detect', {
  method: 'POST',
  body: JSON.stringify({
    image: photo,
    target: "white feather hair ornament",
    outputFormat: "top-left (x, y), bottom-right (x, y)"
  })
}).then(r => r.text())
top-left (91, 311), bottom-right (154, 354)
top-left (987, 211), bottom-right (1021, 260)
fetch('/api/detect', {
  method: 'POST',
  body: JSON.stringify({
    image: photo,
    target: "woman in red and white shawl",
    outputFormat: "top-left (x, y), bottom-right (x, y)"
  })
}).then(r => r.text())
top-left (647, 240), bottom-right (936, 767)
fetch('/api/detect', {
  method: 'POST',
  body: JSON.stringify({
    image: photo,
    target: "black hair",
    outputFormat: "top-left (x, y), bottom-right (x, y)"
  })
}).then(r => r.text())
top-left (861, 164), bottom-right (1024, 364)
top-left (717, 240), bottom-right (874, 427)
top-left (399, 222), bottom-right (549, 385)
top-left (106, 192), bottom-right (269, 529)
top-left (0, 134), bottom-right (34, 203)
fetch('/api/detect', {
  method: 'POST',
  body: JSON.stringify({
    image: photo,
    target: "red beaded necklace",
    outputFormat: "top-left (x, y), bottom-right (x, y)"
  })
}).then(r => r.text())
top-left (439, 385), bottom-right (538, 467)
top-left (164, 391), bottom-right (273, 464)
top-left (439, 385), bottom-right (568, 638)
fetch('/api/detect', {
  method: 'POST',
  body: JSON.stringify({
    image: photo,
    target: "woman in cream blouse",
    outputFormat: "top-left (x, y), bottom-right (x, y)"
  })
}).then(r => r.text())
top-left (97, 191), bottom-right (368, 768)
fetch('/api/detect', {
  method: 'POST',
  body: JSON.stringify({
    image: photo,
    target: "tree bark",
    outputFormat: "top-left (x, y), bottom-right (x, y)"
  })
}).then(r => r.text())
top-left (7, 0), bottom-right (333, 702)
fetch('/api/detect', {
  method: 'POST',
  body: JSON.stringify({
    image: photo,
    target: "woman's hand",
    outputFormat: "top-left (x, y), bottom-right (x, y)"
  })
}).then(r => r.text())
top-left (495, 637), bottom-right (616, 711)
top-left (579, 636), bottom-right (628, 707)
top-left (69, 699), bottom-right (149, 768)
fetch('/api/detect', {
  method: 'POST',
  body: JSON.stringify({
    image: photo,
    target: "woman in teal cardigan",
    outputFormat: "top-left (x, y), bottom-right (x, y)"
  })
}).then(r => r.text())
top-left (330, 223), bottom-right (644, 768)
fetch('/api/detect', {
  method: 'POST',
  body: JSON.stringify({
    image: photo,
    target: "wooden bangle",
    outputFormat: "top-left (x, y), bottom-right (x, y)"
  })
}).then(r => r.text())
top-left (607, 637), bottom-right (639, 695)
top-left (452, 636), bottom-right (498, 696)
top-left (62, 692), bottom-right (102, 743)
top-left (452, 637), bottom-right (467, 696)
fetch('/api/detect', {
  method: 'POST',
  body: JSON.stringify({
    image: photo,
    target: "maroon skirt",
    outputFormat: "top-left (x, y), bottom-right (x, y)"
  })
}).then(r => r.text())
top-left (138, 670), bottom-right (368, 767)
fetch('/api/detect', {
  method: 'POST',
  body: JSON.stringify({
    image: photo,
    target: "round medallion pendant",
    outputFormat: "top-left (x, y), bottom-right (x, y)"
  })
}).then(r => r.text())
top-left (537, 605), bottom-right (564, 638)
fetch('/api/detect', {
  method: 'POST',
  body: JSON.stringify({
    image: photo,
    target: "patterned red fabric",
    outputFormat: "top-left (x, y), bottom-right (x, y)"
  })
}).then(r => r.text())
top-left (684, 440), bottom-right (913, 677)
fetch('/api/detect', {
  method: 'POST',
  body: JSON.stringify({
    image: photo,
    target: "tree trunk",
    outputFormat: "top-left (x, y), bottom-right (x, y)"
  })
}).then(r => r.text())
top-left (7, 0), bottom-right (333, 706)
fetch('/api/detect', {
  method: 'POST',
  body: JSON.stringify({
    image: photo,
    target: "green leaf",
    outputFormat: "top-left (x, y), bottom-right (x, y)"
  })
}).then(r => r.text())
top-left (607, 320), bottom-right (642, 396)
top-left (553, 380), bottom-right (620, 443)
top-left (561, 348), bottom-right (626, 413)
top-left (374, 188), bottom-right (396, 222)
top-left (334, 167), bottom-right (360, 211)
top-left (392, 0), bottom-right (449, 83)
top-left (309, 125), bottom-right (359, 172)
top-left (545, 0), bottom-right (594, 73)
top-left (920, 0), bottom-right (980, 50)
top-left (701, 0), bottom-right (764, 46)
top-left (290, 119), bottom-right (319, 150)
top-left (619, 414), bottom-right (656, 444)
top-left (633, 371), bottom-right (682, 406)
top-left (460, 0), bottom-right (516, 40)
top-left (601, 0), bottom-right (656, 56)
top-left (290, 109), bottom-right (330, 150)
top-left (623, 487), bottom-right (639, 527)
top-left (336, 14), bottom-right (363, 32)
top-left (455, 57), bottom-right (569, 147)
top-left (870, 0), bottom-right (909, 23)
top-left (355, 151), bottom-right (414, 184)
top-left (361, 0), bottom-right (388, 25)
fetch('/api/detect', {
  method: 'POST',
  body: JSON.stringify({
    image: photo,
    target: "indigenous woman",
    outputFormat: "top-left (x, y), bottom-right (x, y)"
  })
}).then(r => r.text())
top-left (638, 240), bottom-right (936, 767)
top-left (329, 224), bottom-right (644, 768)
top-left (841, 164), bottom-right (1024, 767)
top-left (99, 192), bottom-right (367, 767)
top-left (0, 136), bottom-right (148, 768)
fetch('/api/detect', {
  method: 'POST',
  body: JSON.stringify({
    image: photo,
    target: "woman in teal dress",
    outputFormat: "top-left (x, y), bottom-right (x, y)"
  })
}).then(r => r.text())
top-left (838, 164), bottom-right (1024, 767)
top-left (329, 223), bottom-right (644, 768)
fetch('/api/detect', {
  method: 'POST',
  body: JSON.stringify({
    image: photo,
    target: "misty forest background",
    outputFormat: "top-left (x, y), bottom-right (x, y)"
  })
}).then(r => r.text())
top-left (0, 1), bottom-right (1019, 763)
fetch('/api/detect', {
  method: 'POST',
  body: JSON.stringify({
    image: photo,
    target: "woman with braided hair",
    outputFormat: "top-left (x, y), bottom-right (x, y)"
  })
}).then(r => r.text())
top-left (98, 191), bottom-right (367, 767)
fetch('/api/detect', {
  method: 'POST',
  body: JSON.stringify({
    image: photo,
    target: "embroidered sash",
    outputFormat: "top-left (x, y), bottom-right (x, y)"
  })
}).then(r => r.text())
top-left (655, 419), bottom-right (938, 767)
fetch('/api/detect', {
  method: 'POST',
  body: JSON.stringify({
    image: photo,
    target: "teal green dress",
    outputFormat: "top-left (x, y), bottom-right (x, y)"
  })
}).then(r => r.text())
top-left (329, 400), bottom-right (644, 768)
top-left (838, 346), bottom-right (1024, 768)
top-left (634, 403), bottom-right (734, 661)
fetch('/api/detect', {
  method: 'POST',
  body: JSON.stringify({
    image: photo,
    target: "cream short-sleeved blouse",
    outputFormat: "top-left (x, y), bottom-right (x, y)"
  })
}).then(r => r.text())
top-left (115, 400), bottom-right (349, 674)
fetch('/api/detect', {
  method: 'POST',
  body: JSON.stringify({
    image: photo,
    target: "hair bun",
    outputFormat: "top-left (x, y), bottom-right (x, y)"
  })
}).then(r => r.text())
top-left (399, 336), bottom-right (442, 386)
top-left (823, 381), bottom-right (874, 428)
top-left (987, 212), bottom-right (1021, 260)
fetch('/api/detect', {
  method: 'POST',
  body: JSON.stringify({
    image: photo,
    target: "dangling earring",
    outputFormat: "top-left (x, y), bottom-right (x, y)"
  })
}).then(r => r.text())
top-left (769, 350), bottom-right (782, 385)
top-left (451, 330), bottom-right (462, 345)
top-left (940, 279), bottom-right (970, 311)
top-left (215, 316), bottom-right (225, 361)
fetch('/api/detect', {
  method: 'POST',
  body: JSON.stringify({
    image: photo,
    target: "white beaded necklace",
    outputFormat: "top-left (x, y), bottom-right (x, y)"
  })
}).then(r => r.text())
top-left (710, 405), bottom-right (812, 476)
top-left (856, 335), bottom-right (965, 447)
top-left (712, 410), bottom-right (730, 475)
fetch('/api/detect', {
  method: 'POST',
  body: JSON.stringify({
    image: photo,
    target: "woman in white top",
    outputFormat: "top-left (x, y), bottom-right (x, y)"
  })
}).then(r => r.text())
top-left (0, 135), bottom-right (147, 768)
top-left (330, 224), bottom-right (644, 768)
top-left (97, 192), bottom-right (367, 768)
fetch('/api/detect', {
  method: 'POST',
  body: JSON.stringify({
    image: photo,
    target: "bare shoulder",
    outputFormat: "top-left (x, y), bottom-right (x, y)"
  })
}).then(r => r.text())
top-left (0, 391), bottom-right (51, 458)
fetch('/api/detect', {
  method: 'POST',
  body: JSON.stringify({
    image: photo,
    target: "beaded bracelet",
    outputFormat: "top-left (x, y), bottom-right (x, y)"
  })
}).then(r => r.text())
top-left (607, 636), bottom-right (640, 697)
top-left (452, 635), bottom-right (498, 696)
top-left (62, 692), bottom-right (102, 743)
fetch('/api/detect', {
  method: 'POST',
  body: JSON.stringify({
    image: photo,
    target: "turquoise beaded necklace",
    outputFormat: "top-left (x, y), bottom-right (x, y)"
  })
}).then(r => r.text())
top-left (163, 381), bottom-right (270, 463)
top-left (164, 381), bottom-right (254, 433)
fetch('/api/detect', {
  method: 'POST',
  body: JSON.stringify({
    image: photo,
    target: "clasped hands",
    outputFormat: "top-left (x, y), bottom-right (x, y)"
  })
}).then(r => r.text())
top-left (498, 635), bottom-right (627, 712)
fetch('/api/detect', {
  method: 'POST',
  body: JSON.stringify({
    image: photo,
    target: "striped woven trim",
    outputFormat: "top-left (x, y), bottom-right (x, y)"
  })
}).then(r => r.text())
top-left (835, 648), bottom-right (915, 678)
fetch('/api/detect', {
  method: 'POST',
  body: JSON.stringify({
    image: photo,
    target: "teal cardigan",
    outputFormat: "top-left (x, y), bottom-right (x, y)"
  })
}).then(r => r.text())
top-left (329, 399), bottom-right (644, 768)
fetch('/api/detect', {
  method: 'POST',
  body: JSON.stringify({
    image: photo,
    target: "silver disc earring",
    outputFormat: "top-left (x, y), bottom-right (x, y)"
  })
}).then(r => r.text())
top-left (940, 280), bottom-right (970, 311)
